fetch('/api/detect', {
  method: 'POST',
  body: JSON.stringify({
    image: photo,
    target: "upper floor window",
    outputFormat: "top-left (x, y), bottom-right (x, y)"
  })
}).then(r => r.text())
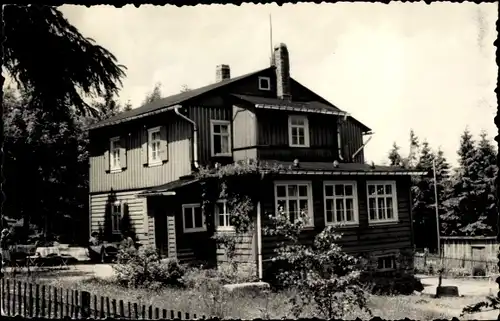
top-left (111, 201), bottom-right (122, 234)
top-left (182, 204), bottom-right (206, 233)
top-left (275, 181), bottom-right (314, 227)
top-left (148, 127), bottom-right (162, 165)
top-left (210, 120), bottom-right (231, 157)
top-left (367, 181), bottom-right (398, 224)
top-left (288, 115), bottom-right (310, 147)
top-left (109, 137), bottom-right (121, 172)
top-left (215, 200), bottom-right (233, 231)
top-left (258, 77), bottom-right (271, 91)
top-left (324, 181), bottom-right (358, 226)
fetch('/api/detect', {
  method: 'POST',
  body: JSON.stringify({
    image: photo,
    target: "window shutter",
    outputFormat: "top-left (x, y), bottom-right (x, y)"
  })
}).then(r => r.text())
top-left (120, 136), bottom-right (128, 169)
top-left (104, 147), bottom-right (110, 172)
top-left (141, 129), bottom-right (148, 165)
top-left (160, 125), bottom-right (169, 162)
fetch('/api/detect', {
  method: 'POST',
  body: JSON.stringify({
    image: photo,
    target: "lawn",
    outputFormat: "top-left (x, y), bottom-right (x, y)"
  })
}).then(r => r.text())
top-left (10, 271), bottom-right (494, 320)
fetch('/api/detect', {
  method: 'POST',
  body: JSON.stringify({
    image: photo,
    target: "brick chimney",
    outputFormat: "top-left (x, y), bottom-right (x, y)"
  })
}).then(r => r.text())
top-left (216, 64), bottom-right (230, 82)
top-left (273, 43), bottom-right (291, 101)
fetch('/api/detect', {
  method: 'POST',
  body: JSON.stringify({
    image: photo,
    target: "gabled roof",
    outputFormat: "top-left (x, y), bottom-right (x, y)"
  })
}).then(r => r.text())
top-left (90, 67), bottom-right (273, 129)
top-left (90, 65), bottom-right (370, 132)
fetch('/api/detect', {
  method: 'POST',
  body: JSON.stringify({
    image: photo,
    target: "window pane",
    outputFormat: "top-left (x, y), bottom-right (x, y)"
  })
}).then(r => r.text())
top-left (346, 198), bottom-right (354, 212)
top-left (213, 135), bottom-right (221, 154)
top-left (298, 135), bottom-right (305, 146)
top-left (276, 185), bottom-right (286, 197)
top-left (377, 185), bottom-right (384, 194)
top-left (345, 185), bottom-right (353, 196)
top-left (368, 185), bottom-right (376, 196)
top-left (377, 198), bottom-right (385, 220)
top-left (386, 197), bottom-right (394, 219)
top-left (220, 136), bottom-right (229, 153)
top-left (213, 125), bottom-right (221, 134)
top-left (335, 199), bottom-right (344, 222)
top-left (289, 200), bottom-right (298, 222)
top-left (292, 135), bottom-right (298, 145)
top-left (288, 185), bottom-right (298, 197)
top-left (335, 185), bottom-right (344, 196)
top-left (369, 198), bottom-right (376, 220)
top-left (276, 200), bottom-right (286, 213)
top-left (298, 185), bottom-right (308, 197)
top-left (220, 125), bottom-right (229, 134)
top-left (385, 184), bottom-right (392, 195)
top-left (325, 185), bottom-right (334, 197)
top-left (299, 199), bottom-right (308, 213)
top-left (346, 210), bottom-right (353, 222)
top-left (194, 207), bottom-right (203, 228)
top-left (184, 209), bottom-right (193, 229)
top-left (326, 199), bottom-right (333, 223)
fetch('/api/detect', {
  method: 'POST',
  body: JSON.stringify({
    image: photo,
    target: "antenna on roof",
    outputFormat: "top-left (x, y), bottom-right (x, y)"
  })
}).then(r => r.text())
top-left (269, 14), bottom-right (275, 66)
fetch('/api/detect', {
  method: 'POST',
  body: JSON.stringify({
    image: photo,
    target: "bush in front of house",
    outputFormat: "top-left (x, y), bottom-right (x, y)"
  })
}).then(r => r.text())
top-left (472, 264), bottom-right (487, 277)
top-left (263, 208), bottom-right (372, 319)
top-left (360, 272), bottom-right (424, 295)
top-left (113, 246), bottom-right (185, 290)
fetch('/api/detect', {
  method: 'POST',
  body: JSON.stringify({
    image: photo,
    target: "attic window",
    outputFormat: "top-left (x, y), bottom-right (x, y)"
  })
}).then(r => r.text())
top-left (258, 77), bottom-right (271, 91)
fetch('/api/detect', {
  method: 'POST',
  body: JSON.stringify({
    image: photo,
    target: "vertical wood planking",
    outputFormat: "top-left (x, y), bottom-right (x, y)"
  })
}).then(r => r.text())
top-left (29, 283), bottom-right (33, 317)
top-left (35, 283), bottom-right (40, 317)
top-left (23, 282), bottom-right (27, 316)
top-left (6, 279), bottom-right (11, 316)
top-left (75, 290), bottom-right (80, 318)
top-left (17, 281), bottom-right (22, 316)
top-left (47, 286), bottom-right (52, 318)
top-left (65, 289), bottom-right (69, 317)
top-left (41, 285), bottom-right (46, 317)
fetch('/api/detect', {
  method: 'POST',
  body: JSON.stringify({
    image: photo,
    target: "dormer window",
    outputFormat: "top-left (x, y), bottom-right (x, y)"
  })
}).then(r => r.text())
top-left (288, 115), bottom-right (310, 147)
top-left (258, 77), bottom-right (271, 91)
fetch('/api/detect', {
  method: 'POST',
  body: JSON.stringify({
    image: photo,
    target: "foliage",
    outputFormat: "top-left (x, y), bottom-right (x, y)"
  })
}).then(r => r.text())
top-left (461, 295), bottom-right (500, 317)
top-left (113, 246), bottom-right (185, 290)
top-left (3, 5), bottom-right (126, 117)
top-left (180, 84), bottom-right (192, 93)
top-left (263, 208), bottom-right (371, 319)
top-left (388, 142), bottom-right (403, 166)
top-left (142, 82), bottom-right (163, 105)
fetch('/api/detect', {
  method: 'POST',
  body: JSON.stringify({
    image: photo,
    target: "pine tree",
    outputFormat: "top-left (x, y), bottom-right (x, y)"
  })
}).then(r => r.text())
top-left (408, 129), bottom-right (420, 168)
top-left (143, 82), bottom-right (163, 105)
top-left (388, 142), bottom-right (403, 166)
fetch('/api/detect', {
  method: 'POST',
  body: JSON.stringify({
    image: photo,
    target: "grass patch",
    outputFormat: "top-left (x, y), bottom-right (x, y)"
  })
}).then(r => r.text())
top-left (22, 274), bottom-right (482, 320)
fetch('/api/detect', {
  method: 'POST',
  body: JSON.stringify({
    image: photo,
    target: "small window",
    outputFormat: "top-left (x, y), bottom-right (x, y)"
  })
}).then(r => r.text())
top-left (109, 137), bottom-right (121, 172)
top-left (367, 181), bottom-right (398, 224)
top-left (274, 181), bottom-right (314, 227)
top-left (288, 115), bottom-right (310, 147)
top-left (215, 200), bottom-right (233, 231)
top-left (210, 120), bottom-right (231, 157)
top-left (182, 204), bottom-right (206, 233)
top-left (258, 77), bottom-right (271, 91)
top-left (148, 127), bottom-right (161, 165)
top-left (324, 181), bottom-right (359, 226)
top-left (377, 255), bottom-right (396, 271)
top-left (111, 201), bottom-right (122, 234)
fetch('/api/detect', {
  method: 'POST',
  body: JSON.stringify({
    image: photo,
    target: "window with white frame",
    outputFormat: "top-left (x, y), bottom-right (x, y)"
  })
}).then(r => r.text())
top-left (377, 255), bottom-right (396, 271)
top-left (275, 181), bottom-right (313, 226)
top-left (110, 137), bottom-right (121, 172)
top-left (111, 201), bottom-right (122, 234)
top-left (182, 204), bottom-right (206, 233)
top-left (324, 181), bottom-right (358, 225)
top-left (148, 127), bottom-right (161, 165)
top-left (210, 120), bottom-right (231, 156)
top-left (215, 200), bottom-right (233, 231)
top-left (288, 115), bottom-right (310, 147)
top-left (367, 181), bottom-right (398, 223)
top-left (258, 77), bottom-right (271, 91)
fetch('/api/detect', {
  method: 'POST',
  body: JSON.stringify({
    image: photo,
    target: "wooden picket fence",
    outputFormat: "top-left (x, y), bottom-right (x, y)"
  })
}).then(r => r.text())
top-left (0, 278), bottom-right (206, 319)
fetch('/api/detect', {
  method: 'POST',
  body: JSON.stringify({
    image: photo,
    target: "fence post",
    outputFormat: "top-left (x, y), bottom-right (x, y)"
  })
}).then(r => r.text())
top-left (81, 291), bottom-right (91, 319)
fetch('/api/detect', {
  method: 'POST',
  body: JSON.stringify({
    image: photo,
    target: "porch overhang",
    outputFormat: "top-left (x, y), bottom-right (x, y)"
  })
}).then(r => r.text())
top-left (231, 94), bottom-right (348, 117)
top-left (258, 161), bottom-right (428, 176)
top-left (137, 177), bottom-right (199, 198)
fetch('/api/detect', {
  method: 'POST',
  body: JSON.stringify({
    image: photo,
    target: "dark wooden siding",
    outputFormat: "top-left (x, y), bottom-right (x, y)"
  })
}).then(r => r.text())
top-left (339, 118), bottom-right (365, 164)
top-left (89, 113), bottom-right (192, 193)
top-left (260, 175), bottom-right (413, 262)
top-left (187, 103), bottom-right (232, 166)
top-left (255, 110), bottom-right (338, 162)
top-left (229, 68), bottom-right (277, 98)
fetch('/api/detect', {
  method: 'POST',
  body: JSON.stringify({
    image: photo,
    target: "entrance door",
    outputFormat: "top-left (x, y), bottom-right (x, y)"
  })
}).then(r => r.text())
top-left (154, 207), bottom-right (169, 257)
top-left (471, 246), bottom-right (487, 276)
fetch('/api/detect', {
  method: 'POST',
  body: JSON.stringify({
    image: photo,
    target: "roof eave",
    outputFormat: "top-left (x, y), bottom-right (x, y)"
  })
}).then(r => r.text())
top-left (254, 103), bottom-right (348, 117)
top-left (87, 105), bottom-right (178, 130)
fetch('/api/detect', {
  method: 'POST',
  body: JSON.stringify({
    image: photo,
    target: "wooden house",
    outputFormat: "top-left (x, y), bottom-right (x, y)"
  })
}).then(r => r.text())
top-left (88, 43), bottom-right (426, 279)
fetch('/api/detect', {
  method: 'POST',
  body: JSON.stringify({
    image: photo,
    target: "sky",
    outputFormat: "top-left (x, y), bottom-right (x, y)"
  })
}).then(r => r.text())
top-left (60, 2), bottom-right (498, 167)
